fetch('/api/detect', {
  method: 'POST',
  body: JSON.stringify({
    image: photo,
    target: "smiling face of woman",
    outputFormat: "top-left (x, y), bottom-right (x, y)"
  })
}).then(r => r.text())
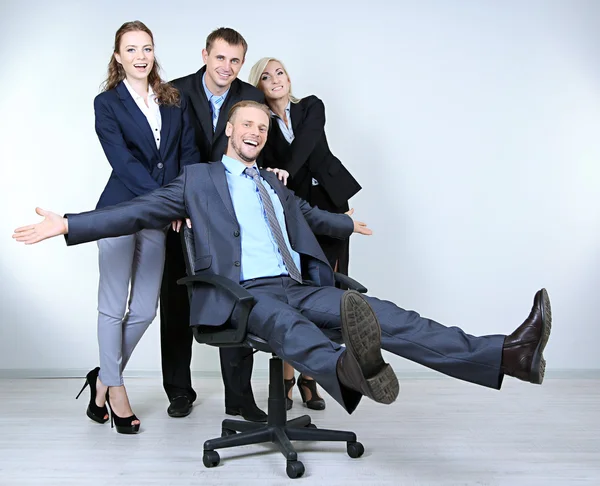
top-left (114, 30), bottom-right (154, 83)
top-left (258, 60), bottom-right (291, 102)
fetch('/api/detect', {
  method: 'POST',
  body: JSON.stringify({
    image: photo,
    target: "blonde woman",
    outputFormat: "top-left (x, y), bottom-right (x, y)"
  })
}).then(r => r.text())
top-left (249, 58), bottom-right (362, 410)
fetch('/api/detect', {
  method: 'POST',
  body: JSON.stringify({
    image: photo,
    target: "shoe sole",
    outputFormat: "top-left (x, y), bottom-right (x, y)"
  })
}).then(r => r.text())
top-left (168, 408), bottom-right (192, 418)
top-left (225, 409), bottom-right (268, 423)
top-left (340, 290), bottom-right (399, 404)
top-left (530, 288), bottom-right (552, 384)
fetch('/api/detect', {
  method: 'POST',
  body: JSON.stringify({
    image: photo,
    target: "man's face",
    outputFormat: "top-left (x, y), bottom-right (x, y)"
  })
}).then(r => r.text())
top-left (225, 106), bottom-right (269, 164)
top-left (202, 39), bottom-right (245, 92)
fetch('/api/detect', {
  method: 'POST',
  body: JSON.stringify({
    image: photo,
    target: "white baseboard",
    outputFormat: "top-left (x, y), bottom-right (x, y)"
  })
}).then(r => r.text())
top-left (0, 368), bottom-right (599, 379)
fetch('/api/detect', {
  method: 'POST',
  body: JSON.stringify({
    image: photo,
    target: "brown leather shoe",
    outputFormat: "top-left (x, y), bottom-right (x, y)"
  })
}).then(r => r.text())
top-left (336, 290), bottom-right (399, 404)
top-left (502, 288), bottom-right (552, 384)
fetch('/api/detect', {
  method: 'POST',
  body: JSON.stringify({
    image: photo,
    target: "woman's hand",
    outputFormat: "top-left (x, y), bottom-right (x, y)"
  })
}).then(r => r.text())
top-left (171, 218), bottom-right (192, 232)
top-left (266, 167), bottom-right (289, 185)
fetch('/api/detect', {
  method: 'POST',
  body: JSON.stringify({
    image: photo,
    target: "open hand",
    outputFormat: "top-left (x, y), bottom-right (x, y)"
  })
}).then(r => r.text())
top-left (12, 207), bottom-right (68, 244)
top-left (345, 208), bottom-right (372, 236)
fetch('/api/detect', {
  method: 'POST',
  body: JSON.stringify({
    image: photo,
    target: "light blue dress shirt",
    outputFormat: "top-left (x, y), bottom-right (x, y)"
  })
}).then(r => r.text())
top-left (271, 101), bottom-right (294, 143)
top-left (202, 73), bottom-right (230, 108)
top-left (221, 155), bottom-right (302, 281)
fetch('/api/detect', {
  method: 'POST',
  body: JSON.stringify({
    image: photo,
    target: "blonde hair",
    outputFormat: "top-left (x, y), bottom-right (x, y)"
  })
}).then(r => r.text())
top-left (248, 57), bottom-right (300, 104)
top-left (227, 100), bottom-right (272, 125)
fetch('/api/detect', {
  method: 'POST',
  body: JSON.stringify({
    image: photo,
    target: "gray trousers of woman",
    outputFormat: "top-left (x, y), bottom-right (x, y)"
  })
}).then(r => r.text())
top-left (96, 228), bottom-right (166, 386)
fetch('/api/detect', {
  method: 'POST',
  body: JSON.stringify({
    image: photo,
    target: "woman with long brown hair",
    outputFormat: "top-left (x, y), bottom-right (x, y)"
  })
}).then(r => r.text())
top-left (75, 20), bottom-right (199, 434)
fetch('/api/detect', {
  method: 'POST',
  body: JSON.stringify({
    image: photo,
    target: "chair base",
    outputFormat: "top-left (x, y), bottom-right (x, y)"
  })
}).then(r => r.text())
top-left (202, 356), bottom-right (364, 478)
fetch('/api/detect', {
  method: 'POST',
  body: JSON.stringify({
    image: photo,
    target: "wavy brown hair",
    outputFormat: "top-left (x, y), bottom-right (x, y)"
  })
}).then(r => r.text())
top-left (101, 20), bottom-right (180, 106)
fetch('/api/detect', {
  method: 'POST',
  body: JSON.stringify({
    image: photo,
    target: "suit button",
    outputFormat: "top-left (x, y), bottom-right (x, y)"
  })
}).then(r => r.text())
top-left (234, 261), bottom-right (241, 267)
top-left (233, 230), bottom-right (240, 237)
top-left (157, 162), bottom-right (164, 169)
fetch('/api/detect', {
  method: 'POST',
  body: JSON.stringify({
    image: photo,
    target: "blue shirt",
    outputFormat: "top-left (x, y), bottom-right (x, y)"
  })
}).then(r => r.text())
top-left (221, 155), bottom-right (302, 281)
top-left (202, 73), bottom-right (230, 106)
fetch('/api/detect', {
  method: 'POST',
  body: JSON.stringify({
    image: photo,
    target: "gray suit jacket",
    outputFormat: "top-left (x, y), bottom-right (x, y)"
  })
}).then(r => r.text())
top-left (66, 162), bottom-right (354, 326)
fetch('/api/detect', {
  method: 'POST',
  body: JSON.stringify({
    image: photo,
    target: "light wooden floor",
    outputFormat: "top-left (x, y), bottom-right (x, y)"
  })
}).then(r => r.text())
top-left (0, 375), bottom-right (598, 485)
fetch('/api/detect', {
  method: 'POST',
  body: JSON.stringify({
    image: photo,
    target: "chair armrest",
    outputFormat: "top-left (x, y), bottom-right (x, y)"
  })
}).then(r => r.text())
top-left (176, 274), bottom-right (255, 346)
top-left (334, 273), bottom-right (367, 293)
top-left (177, 274), bottom-right (255, 305)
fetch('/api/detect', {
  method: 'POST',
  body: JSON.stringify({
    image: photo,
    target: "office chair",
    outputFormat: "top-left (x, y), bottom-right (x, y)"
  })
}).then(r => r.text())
top-left (177, 226), bottom-right (368, 478)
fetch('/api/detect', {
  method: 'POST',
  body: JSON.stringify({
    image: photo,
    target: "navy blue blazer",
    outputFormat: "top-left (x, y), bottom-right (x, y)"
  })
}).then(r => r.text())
top-left (93, 81), bottom-right (200, 209)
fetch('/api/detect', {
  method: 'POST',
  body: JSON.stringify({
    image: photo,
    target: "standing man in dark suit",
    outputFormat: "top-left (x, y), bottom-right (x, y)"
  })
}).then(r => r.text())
top-left (15, 100), bottom-right (552, 418)
top-left (160, 28), bottom-right (267, 421)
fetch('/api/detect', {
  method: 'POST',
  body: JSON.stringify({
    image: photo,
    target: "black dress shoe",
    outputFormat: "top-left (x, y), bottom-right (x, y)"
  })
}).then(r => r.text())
top-left (502, 288), bottom-right (552, 384)
top-left (167, 396), bottom-right (193, 418)
top-left (336, 290), bottom-right (399, 405)
top-left (225, 402), bottom-right (268, 422)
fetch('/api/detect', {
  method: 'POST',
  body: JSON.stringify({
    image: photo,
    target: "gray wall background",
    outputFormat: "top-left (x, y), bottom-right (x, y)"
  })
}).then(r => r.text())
top-left (1, 0), bottom-right (598, 377)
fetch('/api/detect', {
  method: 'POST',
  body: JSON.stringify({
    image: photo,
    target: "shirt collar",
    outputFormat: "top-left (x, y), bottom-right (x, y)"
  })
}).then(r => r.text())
top-left (202, 73), bottom-right (230, 102)
top-left (122, 78), bottom-right (155, 102)
top-left (221, 155), bottom-right (258, 177)
top-left (270, 100), bottom-right (291, 119)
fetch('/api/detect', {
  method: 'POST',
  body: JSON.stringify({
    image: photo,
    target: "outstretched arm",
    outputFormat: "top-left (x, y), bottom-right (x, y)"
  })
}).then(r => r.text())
top-left (295, 196), bottom-right (372, 239)
top-left (13, 172), bottom-right (188, 246)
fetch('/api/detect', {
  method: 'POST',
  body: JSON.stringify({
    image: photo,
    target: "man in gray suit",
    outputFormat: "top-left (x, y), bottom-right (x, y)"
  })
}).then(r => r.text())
top-left (13, 101), bottom-right (551, 413)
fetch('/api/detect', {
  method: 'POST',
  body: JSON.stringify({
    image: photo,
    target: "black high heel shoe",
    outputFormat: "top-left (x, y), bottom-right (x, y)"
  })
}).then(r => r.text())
top-left (105, 388), bottom-right (140, 434)
top-left (284, 376), bottom-right (295, 411)
top-left (75, 367), bottom-right (109, 424)
top-left (297, 374), bottom-right (326, 410)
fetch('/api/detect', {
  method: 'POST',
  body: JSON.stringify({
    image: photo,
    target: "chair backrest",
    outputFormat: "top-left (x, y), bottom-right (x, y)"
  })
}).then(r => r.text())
top-left (179, 226), bottom-right (197, 300)
top-left (179, 226), bottom-right (253, 346)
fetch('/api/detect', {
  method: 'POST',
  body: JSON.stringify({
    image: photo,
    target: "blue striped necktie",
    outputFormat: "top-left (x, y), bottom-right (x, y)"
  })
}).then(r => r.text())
top-left (210, 95), bottom-right (224, 131)
top-left (244, 167), bottom-right (302, 283)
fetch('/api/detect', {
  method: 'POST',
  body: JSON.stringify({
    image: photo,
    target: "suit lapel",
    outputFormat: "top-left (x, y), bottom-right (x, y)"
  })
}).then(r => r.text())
top-left (260, 169), bottom-right (286, 207)
top-left (208, 162), bottom-right (238, 223)
top-left (213, 78), bottom-right (241, 143)
top-left (261, 169), bottom-right (298, 245)
top-left (269, 120), bottom-right (292, 162)
top-left (187, 68), bottom-right (215, 144)
top-left (290, 99), bottom-right (304, 134)
top-left (117, 82), bottom-right (158, 155)
top-left (158, 104), bottom-right (172, 157)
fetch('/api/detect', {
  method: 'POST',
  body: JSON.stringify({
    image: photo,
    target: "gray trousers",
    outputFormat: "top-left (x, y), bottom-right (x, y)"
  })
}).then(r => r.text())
top-left (96, 228), bottom-right (166, 386)
top-left (243, 277), bottom-right (505, 414)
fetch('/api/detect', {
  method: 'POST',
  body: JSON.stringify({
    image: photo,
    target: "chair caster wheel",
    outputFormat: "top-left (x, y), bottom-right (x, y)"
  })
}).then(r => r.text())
top-left (221, 427), bottom-right (236, 437)
top-left (306, 423), bottom-right (317, 429)
top-left (347, 441), bottom-right (364, 458)
top-left (286, 460), bottom-right (305, 478)
top-left (203, 450), bottom-right (220, 468)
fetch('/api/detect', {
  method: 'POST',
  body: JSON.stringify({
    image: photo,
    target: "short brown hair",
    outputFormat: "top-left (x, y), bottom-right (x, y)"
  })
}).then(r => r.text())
top-left (227, 100), bottom-right (271, 127)
top-left (206, 27), bottom-right (248, 58)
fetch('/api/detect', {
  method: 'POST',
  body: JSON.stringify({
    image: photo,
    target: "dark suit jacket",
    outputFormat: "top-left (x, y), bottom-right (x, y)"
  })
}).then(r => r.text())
top-left (170, 67), bottom-right (265, 162)
top-left (261, 95), bottom-right (361, 209)
top-left (66, 162), bottom-right (354, 326)
top-left (93, 81), bottom-right (200, 209)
